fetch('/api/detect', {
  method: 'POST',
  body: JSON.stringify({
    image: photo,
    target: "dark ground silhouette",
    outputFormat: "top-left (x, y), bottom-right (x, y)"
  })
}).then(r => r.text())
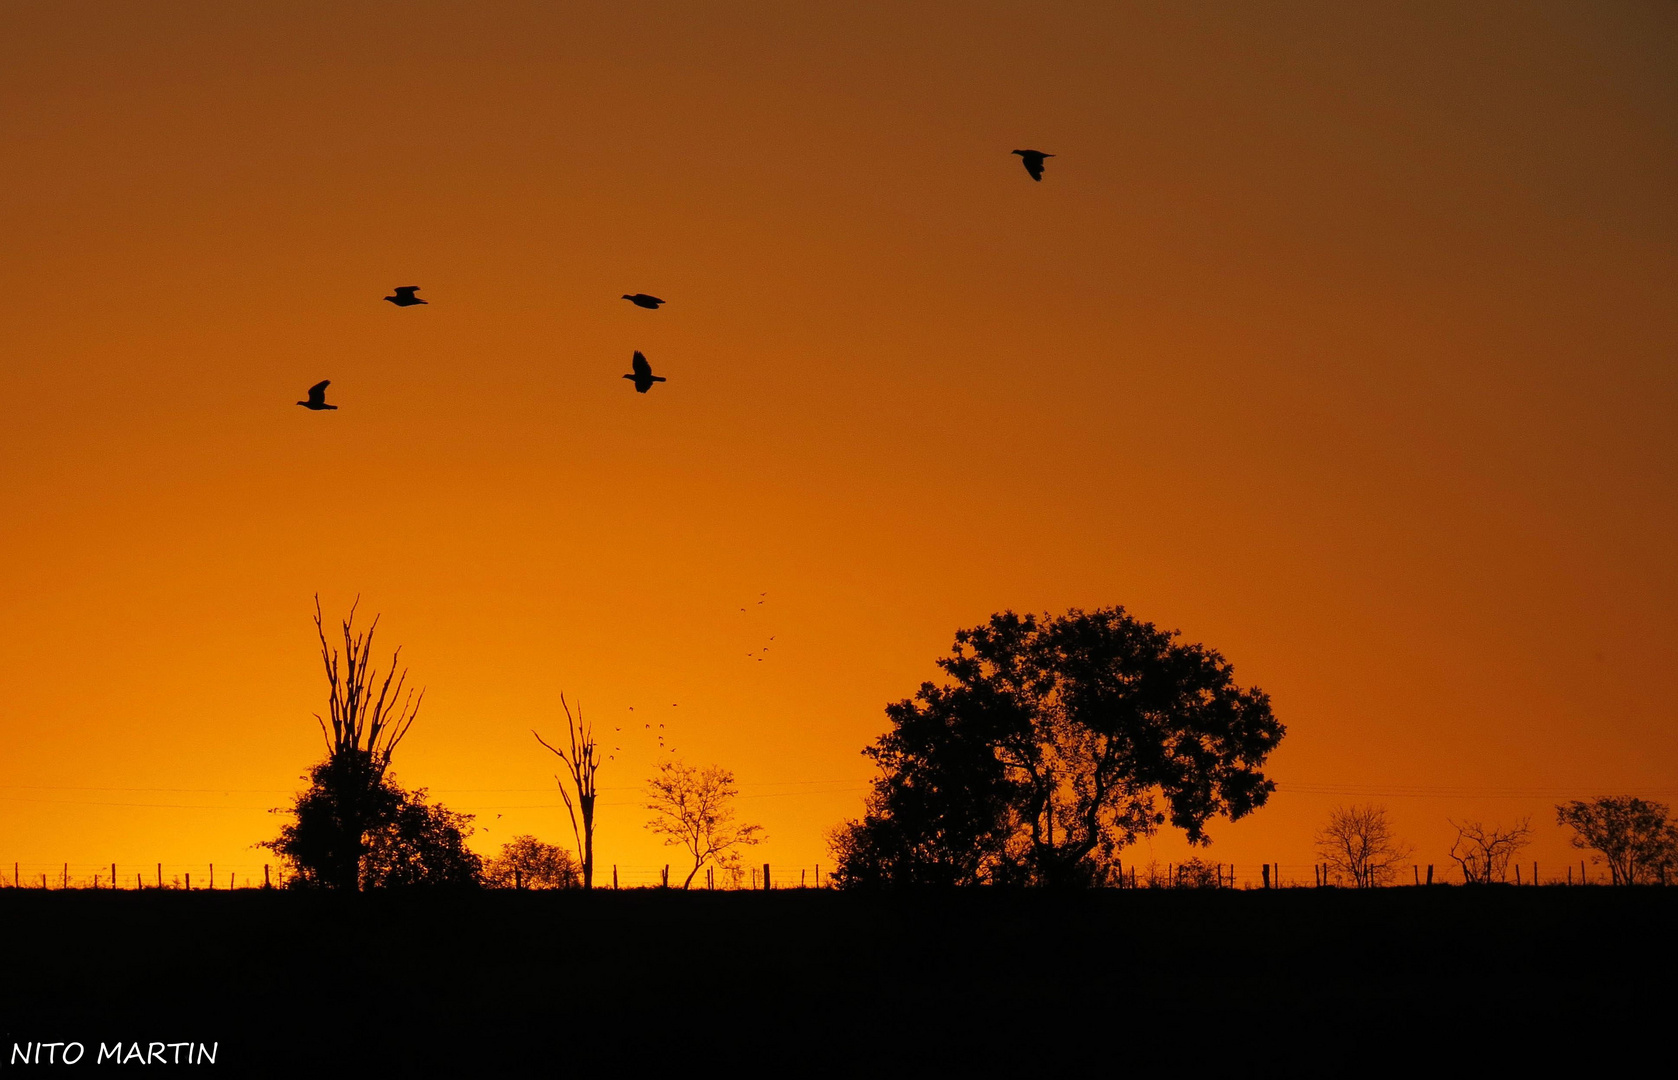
top-left (2, 888), bottom-right (1670, 1072)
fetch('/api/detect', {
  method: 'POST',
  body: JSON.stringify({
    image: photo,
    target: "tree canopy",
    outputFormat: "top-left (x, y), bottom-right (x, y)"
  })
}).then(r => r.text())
top-left (265, 758), bottom-right (482, 889)
top-left (1556, 797), bottom-right (1678, 885)
top-left (483, 835), bottom-right (580, 889)
top-left (830, 607), bottom-right (1284, 887)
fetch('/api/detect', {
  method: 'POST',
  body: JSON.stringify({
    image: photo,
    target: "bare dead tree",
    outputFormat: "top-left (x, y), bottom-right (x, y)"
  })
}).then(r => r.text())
top-left (533, 694), bottom-right (600, 890)
top-left (1448, 817), bottom-right (1533, 884)
top-left (313, 595), bottom-right (423, 770)
top-left (644, 761), bottom-right (764, 888)
top-left (1315, 804), bottom-right (1412, 888)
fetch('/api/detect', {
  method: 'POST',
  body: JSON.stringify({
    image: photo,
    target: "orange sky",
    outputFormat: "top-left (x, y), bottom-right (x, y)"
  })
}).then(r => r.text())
top-left (2, 1), bottom-right (1675, 887)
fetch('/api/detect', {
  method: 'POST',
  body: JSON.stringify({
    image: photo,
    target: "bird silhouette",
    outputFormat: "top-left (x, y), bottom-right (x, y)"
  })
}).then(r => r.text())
top-left (622, 293), bottom-right (665, 310)
top-left (1012, 149), bottom-right (1054, 181)
top-left (624, 351), bottom-right (667, 394)
top-left (385, 286), bottom-right (426, 307)
top-left (296, 380), bottom-right (337, 411)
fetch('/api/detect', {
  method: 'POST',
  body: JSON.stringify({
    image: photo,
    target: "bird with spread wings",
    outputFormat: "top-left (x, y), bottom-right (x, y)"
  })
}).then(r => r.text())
top-left (624, 351), bottom-right (667, 394)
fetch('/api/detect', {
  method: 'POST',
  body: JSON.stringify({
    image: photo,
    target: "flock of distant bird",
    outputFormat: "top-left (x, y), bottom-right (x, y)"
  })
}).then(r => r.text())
top-left (294, 149), bottom-right (1053, 413)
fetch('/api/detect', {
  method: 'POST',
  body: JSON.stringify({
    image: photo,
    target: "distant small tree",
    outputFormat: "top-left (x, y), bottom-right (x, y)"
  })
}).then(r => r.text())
top-left (1170, 857), bottom-right (1222, 889)
top-left (483, 835), bottom-right (580, 889)
top-left (1556, 797), bottom-right (1678, 885)
top-left (645, 761), bottom-right (764, 888)
top-left (1448, 818), bottom-right (1533, 884)
top-left (1316, 805), bottom-right (1411, 888)
top-left (533, 694), bottom-right (601, 890)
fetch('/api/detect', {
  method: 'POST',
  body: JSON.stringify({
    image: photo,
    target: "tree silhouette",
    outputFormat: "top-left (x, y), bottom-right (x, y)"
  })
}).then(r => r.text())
top-left (266, 765), bottom-right (480, 888)
top-left (483, 835), bottom-right (580, 889)
top-left (829, 607), bottom-right (1284, 887)
top-left (358, 784), bottom-right (481, 887)
top-left (644, 761), bottom-right (764, 888)
top-left (1447, 818), bottom-right (1532, 884)
top-left (1315, 805), bottom-right (1410, 888)
top-left (263, 597), bottom-right (431, 890)
top-left (1556, 797), bottom-right (1678, 885)
top-left (533, 694), bottom-right (601, 889)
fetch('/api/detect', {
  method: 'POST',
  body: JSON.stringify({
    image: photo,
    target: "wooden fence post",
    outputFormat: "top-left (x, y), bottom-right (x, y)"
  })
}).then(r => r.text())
top-left (209, 864), bottom-right (214, 889)
top-left (157, 863), bottom-right (162, 889)
top-left (112, 863), bottom-right (117, 886)
top-left (63, 863), bottom-right (68, 889)
top-left (264, 864), bottom-right (271, 889)
top-left (763, 863), bottom-right (771, 890)
top-left (1426, 864), bottom-right (1433, 885)
top-left (1533, 861), bottom-right (1538, 885)
top-left (185, 872), bottom-right (191, 891)
top-left (136, 873), bottom-right (141, 890)
top-left (1262, 864), bottom-right (1270, 890)
top-left (612, 865), bottom-right (619, 889)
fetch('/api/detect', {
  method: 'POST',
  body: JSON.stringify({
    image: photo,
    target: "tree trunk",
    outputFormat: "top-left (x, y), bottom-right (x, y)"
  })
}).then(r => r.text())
top-left (580, 795), bottom-right (596, 889)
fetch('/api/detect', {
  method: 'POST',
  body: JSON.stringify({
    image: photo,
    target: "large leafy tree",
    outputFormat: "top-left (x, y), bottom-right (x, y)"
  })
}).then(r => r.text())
top-left (831, 607), bottom-right (1284, 887)
top-left (1556, 797), bottom-right (1678, 885)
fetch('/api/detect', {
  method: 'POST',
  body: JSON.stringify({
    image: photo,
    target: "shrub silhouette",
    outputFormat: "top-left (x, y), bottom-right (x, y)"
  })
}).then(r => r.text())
top-left (484, 835), bottom-right (580, 889)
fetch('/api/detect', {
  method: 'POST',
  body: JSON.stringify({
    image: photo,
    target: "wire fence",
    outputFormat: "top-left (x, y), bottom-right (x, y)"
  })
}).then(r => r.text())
top-left (0, 861), bottom-right (835, 891)
top-left (0, 856), bottom-right (1655, 891)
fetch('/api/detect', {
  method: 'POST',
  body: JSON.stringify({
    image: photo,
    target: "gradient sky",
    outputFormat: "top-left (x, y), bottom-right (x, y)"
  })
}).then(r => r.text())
top-left (2, 1), bottom-right (1675, 887)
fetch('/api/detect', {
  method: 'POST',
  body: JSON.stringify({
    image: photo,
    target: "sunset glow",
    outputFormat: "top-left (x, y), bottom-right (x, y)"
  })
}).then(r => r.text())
top-left (2, 1), bottom-right (1675, 890)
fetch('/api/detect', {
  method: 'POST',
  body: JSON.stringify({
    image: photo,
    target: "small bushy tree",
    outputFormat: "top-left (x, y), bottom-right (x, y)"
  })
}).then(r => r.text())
top-left (484, 835), bottom-right (580, 889)
top-left (266, 764), bottom-right (480, 888)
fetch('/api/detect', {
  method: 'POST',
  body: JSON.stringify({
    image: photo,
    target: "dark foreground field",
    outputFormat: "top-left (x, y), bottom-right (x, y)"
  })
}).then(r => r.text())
top-left (2, 887), bottom-right (1672, 1073)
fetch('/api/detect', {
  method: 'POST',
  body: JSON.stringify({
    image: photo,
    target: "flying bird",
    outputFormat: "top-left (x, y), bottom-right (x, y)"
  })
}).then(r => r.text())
top-left (296, 380), bottom-right (337, 411)
top-left (624, 351), bottom-right (667, 394)
top-left (385, 286), bottom-right (426, 307)
top-left (1012, 149), bottom-right (1054, 181)
top-left (622, 293), bottom-right (665, 310)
